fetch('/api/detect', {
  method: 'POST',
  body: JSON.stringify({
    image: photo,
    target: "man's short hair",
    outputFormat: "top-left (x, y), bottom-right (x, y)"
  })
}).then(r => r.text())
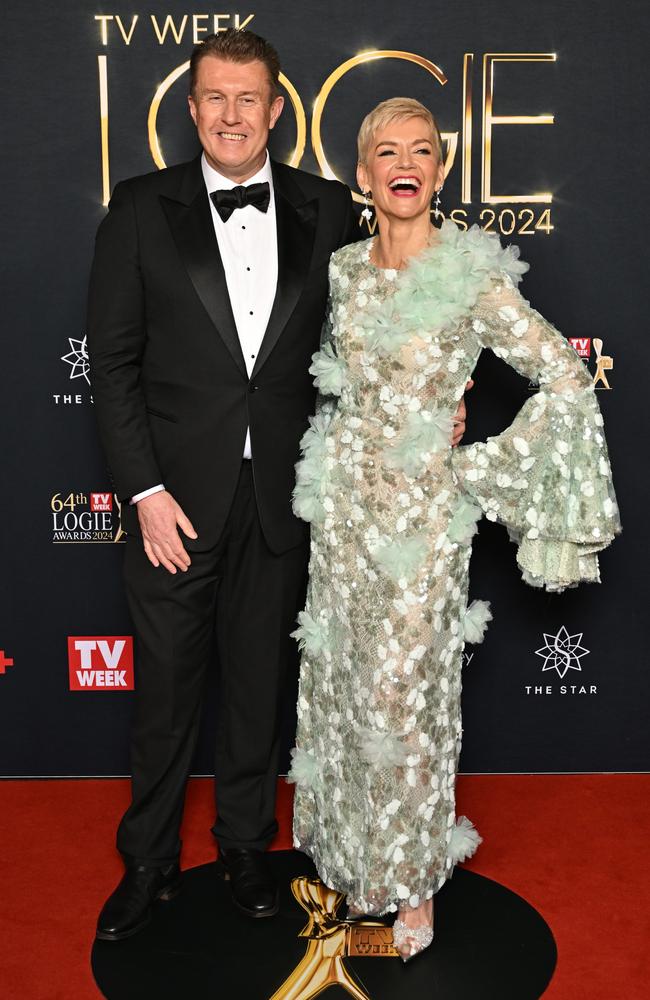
top-left (189, 29), bottom-right (281, 101)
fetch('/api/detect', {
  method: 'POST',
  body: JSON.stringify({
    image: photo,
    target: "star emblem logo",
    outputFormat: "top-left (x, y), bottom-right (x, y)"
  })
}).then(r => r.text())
top-left (535, 626), bottom-right (590, 679)
top-left (61, 335), bottom-right (90, 384)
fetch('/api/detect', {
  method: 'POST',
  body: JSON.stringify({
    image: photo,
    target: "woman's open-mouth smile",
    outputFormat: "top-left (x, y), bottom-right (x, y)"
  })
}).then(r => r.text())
top-left (387, 175), bottom-right (422, 197)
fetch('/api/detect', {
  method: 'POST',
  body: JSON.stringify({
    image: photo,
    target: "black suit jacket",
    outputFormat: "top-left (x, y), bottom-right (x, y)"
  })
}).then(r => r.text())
top-left (87, 156), bottom-right (359, 553)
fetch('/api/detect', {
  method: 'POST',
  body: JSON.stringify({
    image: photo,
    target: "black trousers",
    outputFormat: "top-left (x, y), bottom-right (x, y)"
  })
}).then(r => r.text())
top-left (117, 461), bottom-right (309, 865)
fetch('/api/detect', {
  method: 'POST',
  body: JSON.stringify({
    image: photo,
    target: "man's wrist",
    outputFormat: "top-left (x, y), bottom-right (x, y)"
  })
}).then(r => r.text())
top-left (131, 484), bottom-right (166, 505)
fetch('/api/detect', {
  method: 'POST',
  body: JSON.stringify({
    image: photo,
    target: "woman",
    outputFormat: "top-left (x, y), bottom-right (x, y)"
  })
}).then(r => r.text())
top-left (287, 98), bottom-right (620, 960)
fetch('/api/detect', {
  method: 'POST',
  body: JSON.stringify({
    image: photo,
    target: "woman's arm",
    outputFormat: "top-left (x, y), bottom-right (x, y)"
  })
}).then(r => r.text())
top-left (451, 274), bottom-right (621, 591)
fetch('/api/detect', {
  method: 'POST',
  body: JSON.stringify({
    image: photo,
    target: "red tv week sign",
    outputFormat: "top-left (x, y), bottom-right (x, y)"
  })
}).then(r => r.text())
top-left (68, 636), bottom-right (134, 691)
top-left (569, 337), bottom-right (591, 358)
top-left (90, 492), bottom-right (113, 512)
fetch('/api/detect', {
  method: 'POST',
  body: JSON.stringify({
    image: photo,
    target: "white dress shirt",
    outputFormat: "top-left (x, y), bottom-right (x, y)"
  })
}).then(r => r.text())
top-left (132, 150), bottom-right (278, 504)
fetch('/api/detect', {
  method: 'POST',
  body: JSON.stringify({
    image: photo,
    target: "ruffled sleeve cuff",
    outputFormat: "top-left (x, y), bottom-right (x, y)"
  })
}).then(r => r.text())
top-left (512, 533), bottom-right (603, 592)
top-left (451, 386), bottom-right (621, 593)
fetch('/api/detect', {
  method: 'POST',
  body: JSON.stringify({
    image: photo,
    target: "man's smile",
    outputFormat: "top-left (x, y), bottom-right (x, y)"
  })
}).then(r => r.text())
top-left (214, 130), bottom-right (248, 142)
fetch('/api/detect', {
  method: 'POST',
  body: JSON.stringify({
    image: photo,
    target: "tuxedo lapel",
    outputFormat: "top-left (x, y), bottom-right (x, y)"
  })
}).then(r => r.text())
top-left (252, 161), bottom-right (318, 378)
top-left (159, 158), bottom-right (247, 378)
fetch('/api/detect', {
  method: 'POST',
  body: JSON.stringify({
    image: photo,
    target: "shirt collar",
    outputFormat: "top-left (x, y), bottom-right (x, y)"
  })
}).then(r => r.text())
top-left (201, 150), bottom-right (273, 193)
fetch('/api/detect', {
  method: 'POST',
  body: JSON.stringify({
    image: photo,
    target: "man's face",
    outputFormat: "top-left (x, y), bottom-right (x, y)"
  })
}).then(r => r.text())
top-left (188, 56), bottom-right (284, 183)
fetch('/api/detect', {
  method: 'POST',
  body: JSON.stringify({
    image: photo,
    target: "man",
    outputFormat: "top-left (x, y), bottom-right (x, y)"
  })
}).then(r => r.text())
top-left (88, 29), bottom-right (467, 940)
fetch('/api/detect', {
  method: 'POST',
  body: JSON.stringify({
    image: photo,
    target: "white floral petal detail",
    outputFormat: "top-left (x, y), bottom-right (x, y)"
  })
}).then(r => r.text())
top-left (447, 495), bottom-right (483, 545)
top-left (291, 610), bottom-right (329, 657)
top-left (463, 600), bottom-right (492, 643)
top-left (383, 407), bottom-right (455, 477)
top-left (448, 815), bottom-right (483, 862)
top-left (308, 342), bottom-right (347, 397)
top-left (358, 728), bottom-right (409, 767)
top-left (371, 533), bottom-right (429, 583)
top-left (292, 408), bottom-right (334, 524)
top-left (286, 747), bottom-right (320, 790)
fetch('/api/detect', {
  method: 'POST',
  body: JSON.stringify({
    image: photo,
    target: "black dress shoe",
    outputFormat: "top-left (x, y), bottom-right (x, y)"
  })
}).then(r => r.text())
top-left (96, 862), bottom-right (182, 941)
top-left (217, 848), bottom-right (279, 918)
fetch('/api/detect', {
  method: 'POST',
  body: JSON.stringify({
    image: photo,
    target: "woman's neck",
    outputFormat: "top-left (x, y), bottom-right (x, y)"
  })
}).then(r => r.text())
top-left (371, 212), bottom-right (437, 269)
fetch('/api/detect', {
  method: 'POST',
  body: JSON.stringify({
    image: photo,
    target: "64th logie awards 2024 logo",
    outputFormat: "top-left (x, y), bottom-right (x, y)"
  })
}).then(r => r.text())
top-left (50, 491), bottom-right (125, 543)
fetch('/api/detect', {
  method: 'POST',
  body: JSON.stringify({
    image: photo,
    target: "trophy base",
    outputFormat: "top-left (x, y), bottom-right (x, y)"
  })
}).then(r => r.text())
top-left (92, 849), bottom-right (556, 1000)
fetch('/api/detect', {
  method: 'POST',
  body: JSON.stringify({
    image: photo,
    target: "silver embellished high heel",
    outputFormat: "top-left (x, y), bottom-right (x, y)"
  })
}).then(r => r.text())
top-left (392, 914), bottom-right (434, 962)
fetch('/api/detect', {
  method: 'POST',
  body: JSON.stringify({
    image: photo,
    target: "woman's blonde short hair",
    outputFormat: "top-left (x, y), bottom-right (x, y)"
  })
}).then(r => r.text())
top-left (357, 97), bottom-right (442, 165)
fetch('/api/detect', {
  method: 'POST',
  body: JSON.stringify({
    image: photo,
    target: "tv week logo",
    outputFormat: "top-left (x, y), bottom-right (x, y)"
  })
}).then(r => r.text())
top-left (569, 337), bottom-right (591, 358)
top-left (68, 637), bottom-right (134, 691)
top-left (90, 492), bottom-right (112, 512)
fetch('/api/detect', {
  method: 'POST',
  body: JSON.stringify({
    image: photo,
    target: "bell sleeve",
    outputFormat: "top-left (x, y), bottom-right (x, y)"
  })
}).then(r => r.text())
top-left (451, 273), bottom-right (621, 592)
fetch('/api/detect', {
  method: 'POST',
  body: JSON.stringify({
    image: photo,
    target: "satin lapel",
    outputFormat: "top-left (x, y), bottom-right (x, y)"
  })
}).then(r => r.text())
top-left (159, 161), bottom-right (247, 378)
top-left (251, 164), bottom-right (318, 378)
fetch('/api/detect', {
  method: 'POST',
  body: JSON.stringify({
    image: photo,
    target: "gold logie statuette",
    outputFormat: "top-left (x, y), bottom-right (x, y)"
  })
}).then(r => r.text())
top-left (269, 877), bottom-right (398, 1000)
top-left (113, 495), bottom-right (126, 543)
top-left (592, 338), bottom-right (613, 390)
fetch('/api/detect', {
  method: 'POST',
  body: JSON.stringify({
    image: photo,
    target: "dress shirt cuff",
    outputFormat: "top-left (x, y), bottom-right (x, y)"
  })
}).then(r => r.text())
top-left (130, 484), bottom-right (166, 505)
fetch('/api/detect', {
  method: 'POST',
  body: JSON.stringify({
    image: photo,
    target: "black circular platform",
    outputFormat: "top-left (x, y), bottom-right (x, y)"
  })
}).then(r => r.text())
top-left (92, 850), bottom-right (556, 1000)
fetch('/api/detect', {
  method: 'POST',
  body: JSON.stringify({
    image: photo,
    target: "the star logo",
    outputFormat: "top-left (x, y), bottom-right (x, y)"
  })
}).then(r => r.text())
top-left (535, 626), bottom-right (589, 679)
top-left (61, 335), bottom-right (90, 384)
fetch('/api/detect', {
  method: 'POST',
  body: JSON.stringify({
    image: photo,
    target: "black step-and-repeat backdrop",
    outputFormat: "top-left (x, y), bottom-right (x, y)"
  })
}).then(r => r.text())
top-left (1, 1), bottom-right (647, 776)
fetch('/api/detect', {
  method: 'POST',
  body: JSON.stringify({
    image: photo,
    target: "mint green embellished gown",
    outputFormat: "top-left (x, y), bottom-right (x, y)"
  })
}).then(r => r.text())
top-left (287, 221), bottom-right (620, 916)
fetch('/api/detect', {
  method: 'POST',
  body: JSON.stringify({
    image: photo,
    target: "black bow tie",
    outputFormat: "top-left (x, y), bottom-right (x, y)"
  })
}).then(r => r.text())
top-left (210, 181), bottom-right (271, 222)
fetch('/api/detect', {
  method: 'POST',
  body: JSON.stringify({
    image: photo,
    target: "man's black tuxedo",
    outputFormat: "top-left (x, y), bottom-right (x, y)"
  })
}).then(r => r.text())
top-left (88, 156), bottom-right (358, 553)
top-left (87, 155), bottom-right (359, 864)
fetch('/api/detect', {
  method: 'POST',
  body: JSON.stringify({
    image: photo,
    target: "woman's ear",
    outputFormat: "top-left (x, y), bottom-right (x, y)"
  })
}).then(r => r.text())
top-left (435, 158), bottom-right (445, 193)
top-left (356, 162), bottom-right (369, 195)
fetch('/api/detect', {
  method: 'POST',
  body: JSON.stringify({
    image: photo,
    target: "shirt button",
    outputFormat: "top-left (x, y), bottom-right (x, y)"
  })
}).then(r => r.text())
top-left (246, 267), bottom-right (251, 271)
top-left (242, 225), bottom-right (246, 230)
top-left (249, 310), bottom-right (254, 315)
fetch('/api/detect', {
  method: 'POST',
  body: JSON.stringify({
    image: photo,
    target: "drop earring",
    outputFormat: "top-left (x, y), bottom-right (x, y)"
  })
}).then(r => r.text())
top-left (433, 185), bottom-right (443, 221)
top-left (361, 190), bottom-right (373, 222)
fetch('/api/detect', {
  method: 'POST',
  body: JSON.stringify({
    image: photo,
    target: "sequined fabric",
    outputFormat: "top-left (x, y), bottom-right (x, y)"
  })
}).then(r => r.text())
top-left (288, 222), bottom-right (620, 915)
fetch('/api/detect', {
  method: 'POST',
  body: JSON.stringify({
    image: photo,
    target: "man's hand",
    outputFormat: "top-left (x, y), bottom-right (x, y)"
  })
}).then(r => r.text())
top-left (136, 491), bottom-right (198, 574)
top-left (451, 378), bottom-right (474, 447)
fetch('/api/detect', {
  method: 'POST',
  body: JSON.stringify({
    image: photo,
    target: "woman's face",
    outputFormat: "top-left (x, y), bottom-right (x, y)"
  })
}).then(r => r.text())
top-left (357, 116), bottom-right (444, 224)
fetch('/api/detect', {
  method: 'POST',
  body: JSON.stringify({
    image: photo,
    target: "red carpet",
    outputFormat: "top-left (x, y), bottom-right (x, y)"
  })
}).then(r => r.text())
top-left (1, 774), bottom-right (648, 999)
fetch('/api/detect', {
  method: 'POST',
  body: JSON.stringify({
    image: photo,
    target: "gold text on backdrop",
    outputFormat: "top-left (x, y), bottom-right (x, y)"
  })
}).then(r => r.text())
top-left (310, 51), bottom-right (456, 206)
top-left (96, 42), bottom-right (557, 231)
top-left (482, 53), bottom-right (556, 203)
